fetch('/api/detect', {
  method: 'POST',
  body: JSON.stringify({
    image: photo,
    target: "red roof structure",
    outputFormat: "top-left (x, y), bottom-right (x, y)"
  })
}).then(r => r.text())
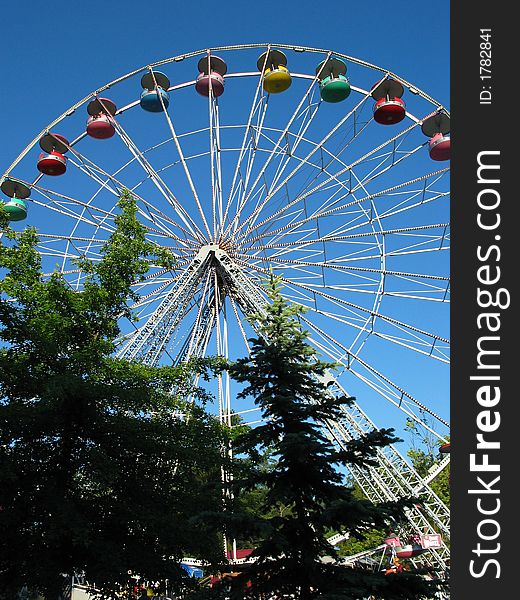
top-left (226, 548), bottom-right (255, 560)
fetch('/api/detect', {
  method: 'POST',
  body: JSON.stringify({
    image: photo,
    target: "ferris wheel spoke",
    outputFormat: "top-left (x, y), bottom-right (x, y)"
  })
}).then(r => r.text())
top-left (212, 98), bottom-right (225, 239)
top-left (291, 283), bottom-right (449, 354)
top-left (246, 199), bottom-right (449, 255)
top-left (107, 160), bottom-right (205, 244)
top-left (311, 112), bottom-right (443, 200)
top-left (30, 187), bottom-right (113, 226)
top-left (381, 231), bottom-right (450, 259)
top-left (140, 69), bottom-right (213, 240)
top-left (297, 313), bottom-right (449, 435)
top-left (62, 143), bottom-right (182, 240)
top-left (235, 128), bottom-right (340, 236)
top-left (45, 137), bottom-right (201, 246)
top-left (109, 116), bottom-right (208, 242)
top-left (340, 128), bottom-right (427, 194)
top-left (208, 92), bottom-right (218, 239)
top-left (285, 290), bottom-right (449, 364)
top-left (232, 90), bottom-right (373, 238)
top-left (206, 91), bottom-right (227, 242)
top-left (220, 62), bottom-right (268, 234)
top-left (238, 169), bottom-right (447, 251)
top-left (224, 107), bottom-right (272, 237)
top-left (235, 122), bottom-right (432, 244)
top-left (235, 252), bottom-right (449, 284)
top-left (227, 105), bottom-right (273, 235)
top-left (102, 127), bottom-right (226, 244)
top-left (248, 97), bottom-right (322, 222)
top-left (235, 123), bottom-right (428, 243)
top-left (36, 244), bottom-right (101, 263)
top-left (236, 258), bottom-right (448, 354)
top-left (261, 92), bottom-right (372, 208)
top-left (36, 232), bottom-right (110, 244)
top-left (31, 184), bottom-right (194, 271)
top-left (36, 233), bottom-right (107, 252)
top-left (30, 189), bottom-right (117, 232)
top-left (57, 169), bottom-right (131, 278)
top-left (239, 254), bottom-right (449, 304)
top-left (279, 108), bottom-right (375, 208)
top-left (304, 304), bottom-right (449, 363)
top-left (311, 117), bottom-right (374, 183)
top-left (245, 223), bottom-right (449, 265)
top-left (224, 56), bottom-right (333, 237)
top-left (377, 193), bottom-right (449, 224)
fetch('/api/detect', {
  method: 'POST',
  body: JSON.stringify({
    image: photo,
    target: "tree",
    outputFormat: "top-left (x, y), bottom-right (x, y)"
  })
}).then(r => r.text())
top-left (405, 419), bottom-right (450, 508)
top-left (337, 482), bottom-right (388, 558)
top-left (220, 276), bottom-right (440, 599)
top-left (0, 193), bottom-right (226, 600)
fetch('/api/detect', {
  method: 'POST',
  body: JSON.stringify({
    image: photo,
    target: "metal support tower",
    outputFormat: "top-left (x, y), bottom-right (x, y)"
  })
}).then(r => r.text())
top-left (119, 245), bottom-right (450, 572)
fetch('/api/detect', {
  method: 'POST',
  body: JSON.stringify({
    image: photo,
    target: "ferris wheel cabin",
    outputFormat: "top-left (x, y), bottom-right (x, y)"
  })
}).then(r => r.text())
top-left (37, 133), bottom-right (70, 176)
top-left (422, 112), bottom-right (450, 161)
top-left (257, 49), bottom-right (292, 94)
top-left (195, 55), bottom-right (227, 97)
top-left (1, 178), bottom-right (30, 221)
top-left (316, 57), bottom-right (351, 103)
top-left (371, 78), bottom-right (406, 125)
top-left (86, 97), bottom-right (117, 139)
top-left (140, 71), bottom-right (171, 112)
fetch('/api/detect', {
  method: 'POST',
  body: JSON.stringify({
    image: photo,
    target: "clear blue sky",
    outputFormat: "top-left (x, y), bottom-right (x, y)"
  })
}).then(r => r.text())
top-left (1, 1), bottom-right (450, 449)
top-left (1, 0), bottom-right (449, 159)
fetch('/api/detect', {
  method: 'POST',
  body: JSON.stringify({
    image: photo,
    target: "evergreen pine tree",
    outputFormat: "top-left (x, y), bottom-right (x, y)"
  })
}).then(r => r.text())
top-left (224, 275), bottom-right (440, 599)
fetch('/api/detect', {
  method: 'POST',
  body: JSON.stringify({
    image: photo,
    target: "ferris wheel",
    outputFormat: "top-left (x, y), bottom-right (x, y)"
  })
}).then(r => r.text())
top-left (1, 43), bottom-right (450, 574)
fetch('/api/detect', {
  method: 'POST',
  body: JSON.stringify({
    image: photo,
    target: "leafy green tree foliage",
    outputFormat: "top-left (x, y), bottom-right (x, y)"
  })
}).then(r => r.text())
top-left (405, 419), bottom-right (450, 507)
top-left (0, 194), bottom-right (226, 599)
top-left (408, 448), bottom-right (450, 508)
top-left (218, 276), bottom-right (439, 599)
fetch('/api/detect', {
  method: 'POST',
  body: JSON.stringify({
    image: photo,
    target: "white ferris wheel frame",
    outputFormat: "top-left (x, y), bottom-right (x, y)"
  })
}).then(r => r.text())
top-left (1, 43), bottom-right (451, 573)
